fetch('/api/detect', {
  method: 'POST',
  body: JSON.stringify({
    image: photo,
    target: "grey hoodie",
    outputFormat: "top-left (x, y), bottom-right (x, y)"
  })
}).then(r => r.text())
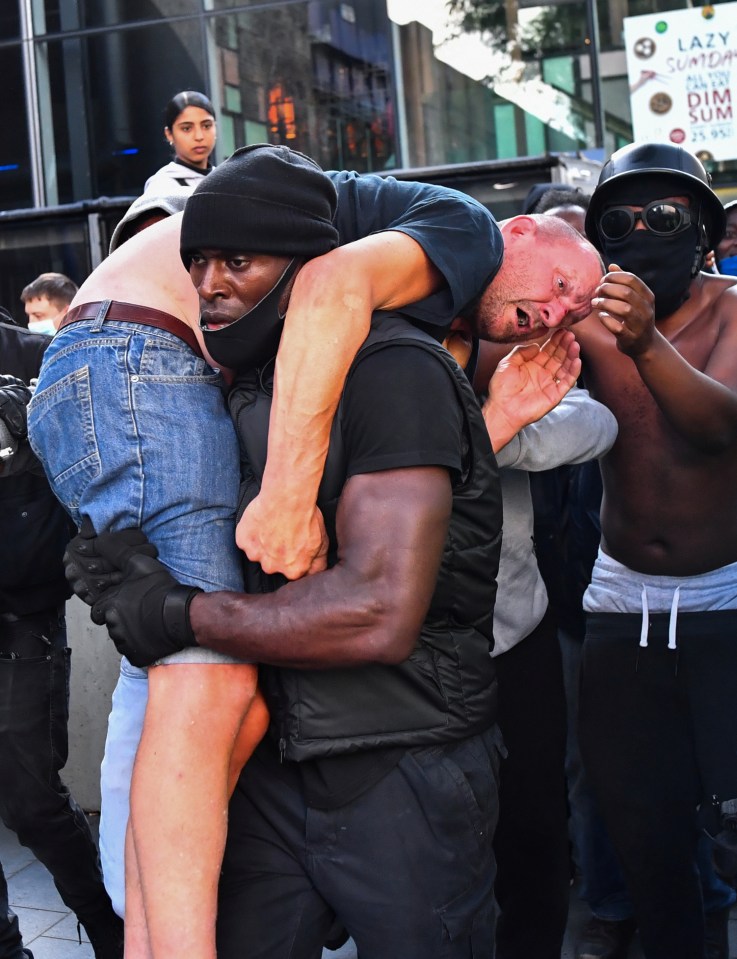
top-left (108, 192), bottom-right (189, 254)
top-left (491, 387), bottom-right (618, 656)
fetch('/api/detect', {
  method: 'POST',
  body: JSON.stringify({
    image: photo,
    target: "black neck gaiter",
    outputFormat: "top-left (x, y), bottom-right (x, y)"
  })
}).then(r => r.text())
top-left (201, 259), bottom-right (298, 371)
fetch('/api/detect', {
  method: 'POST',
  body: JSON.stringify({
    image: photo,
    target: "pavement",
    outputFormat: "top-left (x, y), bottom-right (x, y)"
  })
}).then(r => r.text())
top-left (2, 816), bottom-right (736, 957)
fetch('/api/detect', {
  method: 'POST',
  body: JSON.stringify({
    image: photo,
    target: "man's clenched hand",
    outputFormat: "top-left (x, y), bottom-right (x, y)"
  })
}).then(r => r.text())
top-left (590, 264), bottom-right (656, 357)
top-left (236, 494), bottom-right (329, 579)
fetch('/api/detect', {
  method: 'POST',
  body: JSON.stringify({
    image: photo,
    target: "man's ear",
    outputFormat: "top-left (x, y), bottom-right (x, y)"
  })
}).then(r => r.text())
top-left (500, 215), bottom-right (540, 246)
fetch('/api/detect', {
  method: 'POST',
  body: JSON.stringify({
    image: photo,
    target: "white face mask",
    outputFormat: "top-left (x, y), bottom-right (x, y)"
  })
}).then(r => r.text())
top-left (28, 318), bottom-right (57, 336)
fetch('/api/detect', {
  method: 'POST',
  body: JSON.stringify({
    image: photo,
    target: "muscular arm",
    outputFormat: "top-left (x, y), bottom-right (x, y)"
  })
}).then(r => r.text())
top-left (239, 232), bottom-right (443, 578)
top-left (589, 267), bottom-right (737, 452)
top-left (67, 344), bottom-right (463, 668)
top-left (238, 175), bottom-right (500, 581)
top-left (238, 231), bottom-right (443, 579)
top-left (196, 466), bottom-right (452, 667)
top-left (631, 334), bottom-right (737, 451)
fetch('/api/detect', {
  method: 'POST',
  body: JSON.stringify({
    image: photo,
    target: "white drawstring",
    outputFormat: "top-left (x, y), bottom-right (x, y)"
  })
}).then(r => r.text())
top-left (639, 585), bottom-right (681, 649)
top-left (668, 586), bottom-right (680, 650)
top-left (640, 586), bottom-right (649, 647)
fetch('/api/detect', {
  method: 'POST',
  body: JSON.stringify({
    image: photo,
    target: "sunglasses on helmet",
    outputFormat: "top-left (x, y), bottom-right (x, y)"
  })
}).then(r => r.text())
top-left (599, 200), bottom-right (692, 241)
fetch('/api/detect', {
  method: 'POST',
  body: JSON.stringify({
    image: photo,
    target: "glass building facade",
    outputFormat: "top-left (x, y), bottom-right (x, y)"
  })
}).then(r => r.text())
top-left (2, 0), bottom-right (735, 213)
top-left (0, 0), bottom-right (733, 322)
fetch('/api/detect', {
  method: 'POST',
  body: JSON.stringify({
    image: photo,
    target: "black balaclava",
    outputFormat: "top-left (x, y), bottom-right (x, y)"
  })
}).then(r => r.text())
top-left (597, 173), bottom-right (703, 321)
top-left (181, 144), bottom-right (339, 369)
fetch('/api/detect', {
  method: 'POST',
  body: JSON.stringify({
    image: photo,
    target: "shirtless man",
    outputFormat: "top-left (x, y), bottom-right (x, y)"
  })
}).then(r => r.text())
top-left (574, 142), bottom-right (737, 959)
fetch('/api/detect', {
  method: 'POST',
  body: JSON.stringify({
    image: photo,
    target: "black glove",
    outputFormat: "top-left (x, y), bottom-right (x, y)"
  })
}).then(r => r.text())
top-left (0, 375), bottom-right (33, 440)
top-left (65, 519), bottom-right (200, 666)
top-left (86, 529), bottom-right (202, 667)
top-left (64, 516), bottom-right (158, 606)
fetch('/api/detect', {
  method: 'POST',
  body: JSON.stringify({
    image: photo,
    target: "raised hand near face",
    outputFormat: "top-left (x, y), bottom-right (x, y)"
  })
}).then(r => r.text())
top-left (590, 263), bottom-right (656, 357)
top-left (482, 328), bottom-right (581, 451)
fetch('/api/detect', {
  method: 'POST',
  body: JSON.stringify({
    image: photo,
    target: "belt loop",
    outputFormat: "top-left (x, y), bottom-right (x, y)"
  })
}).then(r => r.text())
top-left (91, 299), bottom-right (112, 331)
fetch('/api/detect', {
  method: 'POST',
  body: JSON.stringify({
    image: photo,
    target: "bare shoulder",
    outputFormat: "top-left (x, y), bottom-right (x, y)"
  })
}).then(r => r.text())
top-left (71, 213), bottom-right (198, 327)
top-left (707, 272), bottom-right (737, 325)
top-left (680, 274), bottom-right (737, 386)
top-left (690, 274), bottom-right (737, 350)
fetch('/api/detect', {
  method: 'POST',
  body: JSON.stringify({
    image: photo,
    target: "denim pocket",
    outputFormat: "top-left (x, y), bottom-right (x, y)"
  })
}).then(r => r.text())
top-left (138, 338), bottom-right (214, 379)
top-left (28, 365), bottom-right (100, 514)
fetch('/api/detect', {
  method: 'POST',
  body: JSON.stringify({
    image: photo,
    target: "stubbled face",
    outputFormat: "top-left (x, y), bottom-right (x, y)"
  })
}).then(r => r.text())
top-left (717, 208), bottom-right (737, 265)
top-left (166, 106), bottom-right (216, 170)
top-left (468, 230), bottom-right (602, 343)
top-left (189, 250), bottom-right (292, 329)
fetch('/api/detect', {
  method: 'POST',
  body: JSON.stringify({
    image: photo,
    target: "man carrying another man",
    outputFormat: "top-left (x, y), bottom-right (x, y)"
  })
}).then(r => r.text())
top-left (56, 145), bottom-right (603, 957)
top-left (29, 148), bottom-right (509, 958)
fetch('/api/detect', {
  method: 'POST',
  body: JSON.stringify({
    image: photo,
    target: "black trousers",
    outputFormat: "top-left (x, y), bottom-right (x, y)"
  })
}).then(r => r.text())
top-left (0, 611), bottom-right (112, 930)
top-left (217, 725), bottom-right (505, 959)
top-left (579, 610), bottom-right (737, 959)
top-left (0, 864), bottom-right (24, 959)
top-left (492, 611), bottom-right (570, 959)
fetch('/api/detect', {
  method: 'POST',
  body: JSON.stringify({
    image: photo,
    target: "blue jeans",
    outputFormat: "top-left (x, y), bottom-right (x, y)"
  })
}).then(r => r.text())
top-left (27, 313), bottom-right (243, 596)
top-left (0, 613), bottom-right (115, 942)
top-left (28, 313), bottom-right (246, 913)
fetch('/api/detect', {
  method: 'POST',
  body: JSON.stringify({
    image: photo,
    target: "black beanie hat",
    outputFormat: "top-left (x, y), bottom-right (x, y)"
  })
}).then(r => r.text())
top-left (180, 144), bottom-right (339, 268)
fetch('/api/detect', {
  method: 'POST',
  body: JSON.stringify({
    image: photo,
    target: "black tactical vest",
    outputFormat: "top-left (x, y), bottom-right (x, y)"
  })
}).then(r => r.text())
top-left (228, 312), bottom-right (502, 760)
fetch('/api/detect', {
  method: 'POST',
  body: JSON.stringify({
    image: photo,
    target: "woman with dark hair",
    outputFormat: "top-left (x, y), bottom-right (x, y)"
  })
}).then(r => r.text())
top-left (143, 91), bottom-right (217, 196)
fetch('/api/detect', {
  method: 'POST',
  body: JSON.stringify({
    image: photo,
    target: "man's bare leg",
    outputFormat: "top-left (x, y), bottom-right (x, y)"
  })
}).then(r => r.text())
top-left (123, 825), bottom-right (152, 959)
top-left (128, 662), bottom-right (266, 958)
top-left (227, 686), bottom-right (269, 794)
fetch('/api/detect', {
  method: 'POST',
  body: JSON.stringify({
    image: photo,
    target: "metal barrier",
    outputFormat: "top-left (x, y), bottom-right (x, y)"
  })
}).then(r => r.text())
top-left (0, 196), bottom-right (134, 323)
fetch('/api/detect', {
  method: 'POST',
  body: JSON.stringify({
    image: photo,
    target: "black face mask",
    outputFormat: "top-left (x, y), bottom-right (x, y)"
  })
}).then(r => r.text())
top-left (201, 258), bottom-right (298, 371)
top-left (600, 226), bottom-right (701, 320)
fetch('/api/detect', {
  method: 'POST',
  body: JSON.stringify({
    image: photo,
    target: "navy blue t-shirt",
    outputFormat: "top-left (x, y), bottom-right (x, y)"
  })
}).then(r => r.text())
top-left (329, 170), bottom-right (503, 335)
